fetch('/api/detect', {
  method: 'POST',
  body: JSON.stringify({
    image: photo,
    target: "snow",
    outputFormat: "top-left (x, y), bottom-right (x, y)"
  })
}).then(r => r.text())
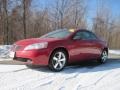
top-left (109, 50), bottom-right (120, 55)
top-left (0, 65), bottom-right (27, 73)
top-left (0, 60), bottom-right (120, 90)
top-left (0, 45), bottom-right (11, 59)
top-left (0, 45), bottom-right (120, 90)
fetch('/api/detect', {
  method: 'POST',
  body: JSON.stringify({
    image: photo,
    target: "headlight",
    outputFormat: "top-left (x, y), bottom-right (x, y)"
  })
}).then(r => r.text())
top-left (24, 42), bottom-right (48, 50)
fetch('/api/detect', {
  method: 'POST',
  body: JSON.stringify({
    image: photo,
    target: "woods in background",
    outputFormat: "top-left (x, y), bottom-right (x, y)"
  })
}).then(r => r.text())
top-left (0, 0), bottom-right (120, 49)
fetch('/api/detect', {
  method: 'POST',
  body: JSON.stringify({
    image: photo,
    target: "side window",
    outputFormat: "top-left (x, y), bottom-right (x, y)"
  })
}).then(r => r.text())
top-left (73, 31), bottom-right (88, 40)
top-left (88, 32), bottom-right (97, 40)
top-left (73, 31), bottom-right (97, 40)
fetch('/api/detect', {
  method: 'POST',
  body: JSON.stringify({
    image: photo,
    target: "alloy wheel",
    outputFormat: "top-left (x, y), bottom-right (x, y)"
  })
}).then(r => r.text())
top-left (52, 52), bottom-right (66, 70)
top-left (49, 50), bottom-right (67, 71)
top-left (101, 50), bottom-right (108, 63)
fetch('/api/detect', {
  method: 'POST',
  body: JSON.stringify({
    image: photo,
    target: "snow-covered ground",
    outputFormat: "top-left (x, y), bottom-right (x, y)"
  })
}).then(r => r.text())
top-left (0, 60), bottom-right (120, 90)
top-left (109, 50), bottom-right (120, 55)
top-left (0, 45), bottom-right (11, 59)
top-left (0, 45), bottom-right (120, 90)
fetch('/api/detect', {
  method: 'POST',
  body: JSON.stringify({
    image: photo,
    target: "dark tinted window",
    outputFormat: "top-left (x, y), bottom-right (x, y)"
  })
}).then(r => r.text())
top-left (88, 32), bottom-right (98, 39)
top-left (73, 31), bottom-right (97, 40)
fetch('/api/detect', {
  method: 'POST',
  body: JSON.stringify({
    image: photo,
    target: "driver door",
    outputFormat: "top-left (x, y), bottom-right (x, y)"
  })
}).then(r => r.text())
top-left (69, 31), bottom-right (99, 63)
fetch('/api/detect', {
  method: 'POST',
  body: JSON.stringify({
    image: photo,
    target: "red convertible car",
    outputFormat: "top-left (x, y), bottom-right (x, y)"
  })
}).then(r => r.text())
top-left (10, 29), bottom-right (108, 71)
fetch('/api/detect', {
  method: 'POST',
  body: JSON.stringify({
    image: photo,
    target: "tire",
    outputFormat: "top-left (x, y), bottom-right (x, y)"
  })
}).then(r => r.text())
top-left (49, 50), bottom-right (67, 72)
top-left (98, 50), bottom-right (108, 64)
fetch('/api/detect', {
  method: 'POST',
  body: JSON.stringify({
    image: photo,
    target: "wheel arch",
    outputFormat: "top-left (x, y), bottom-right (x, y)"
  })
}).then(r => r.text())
top-left (49, 47), bottom-right (69, 64)
top-left (103, 47), bottom-right (108, 54)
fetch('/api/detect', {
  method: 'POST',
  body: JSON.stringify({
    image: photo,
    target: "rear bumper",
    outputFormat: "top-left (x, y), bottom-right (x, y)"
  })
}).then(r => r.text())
top-left (14, 49), bottom-right (50, 65)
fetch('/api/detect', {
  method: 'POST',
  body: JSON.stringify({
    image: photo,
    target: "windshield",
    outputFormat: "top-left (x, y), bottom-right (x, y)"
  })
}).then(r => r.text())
top-left (41, 29), bottom-right (72, 38)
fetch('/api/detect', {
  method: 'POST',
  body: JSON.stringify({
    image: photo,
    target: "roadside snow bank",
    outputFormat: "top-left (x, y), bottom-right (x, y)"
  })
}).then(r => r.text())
top-left (109, 50), bottom-right (120, 55)
top-left (0, 45), bottom-right (11, 58)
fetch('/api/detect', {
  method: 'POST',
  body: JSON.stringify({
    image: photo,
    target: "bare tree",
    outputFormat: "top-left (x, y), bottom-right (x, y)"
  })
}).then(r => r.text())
top-left (50, 0), bottom-right (87, 29)
top-left (70, 0), bottom-right (87, 29)
top-left (0, 0), bottom-right (119, 49)
top-left (92, 0), bottom-right (120, 49)
top-left (1, 0), bottom-right (9, 44)
top-left (50, 0), bottom-right (71, 29)
top-left (22, 0), bottom-right (31, 38)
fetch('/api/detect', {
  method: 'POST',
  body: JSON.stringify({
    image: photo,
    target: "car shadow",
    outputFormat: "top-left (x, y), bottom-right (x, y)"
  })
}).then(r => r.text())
top-left (29, 58), bottom-right (120, 74)
top-left (1, 58), bottom-right (120, 74)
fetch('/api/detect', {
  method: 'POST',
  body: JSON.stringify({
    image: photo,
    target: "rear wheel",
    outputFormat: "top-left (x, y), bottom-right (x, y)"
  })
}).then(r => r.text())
top-left (98, 50), bottom-right (108, 64)
top-left (49, 50), bottom-right (67, 72)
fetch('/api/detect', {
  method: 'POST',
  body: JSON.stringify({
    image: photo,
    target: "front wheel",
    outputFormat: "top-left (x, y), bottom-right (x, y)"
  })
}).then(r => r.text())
top-left (98, 50), bottom-right (108, 64)
top-left (49, 50), bottom-right (67, 72)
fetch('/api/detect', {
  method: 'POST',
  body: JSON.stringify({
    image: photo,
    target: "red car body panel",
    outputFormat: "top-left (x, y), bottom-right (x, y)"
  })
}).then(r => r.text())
top-left (11, 30), bottom-right (108, 65)
top-left (15, 49), bottom-right (50, 65)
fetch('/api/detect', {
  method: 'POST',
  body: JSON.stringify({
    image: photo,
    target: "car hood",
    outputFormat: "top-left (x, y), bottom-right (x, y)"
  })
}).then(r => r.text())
top-left (15, 38), bottom-right (61, 46)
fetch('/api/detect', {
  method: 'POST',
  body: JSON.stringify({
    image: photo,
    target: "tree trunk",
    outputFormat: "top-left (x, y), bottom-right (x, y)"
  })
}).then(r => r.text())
top-left (2, 0), bottom-right (9, 44)
top-left (23, 0), bottom-right (27, 39)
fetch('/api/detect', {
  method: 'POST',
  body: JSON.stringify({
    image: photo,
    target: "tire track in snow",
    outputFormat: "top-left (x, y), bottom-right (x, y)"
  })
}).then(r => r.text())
top-left (57, 69), bottom-right (89, 90)
top-left (56, 66), bottom-right (98, 90)
top-left (13, 65), bottom-right (119, 90)
top-left (0, 65), bottom-right (29, 73)
top-left (56, 65), bottom-right (112, 90)
top-left (13, 68), bottom-right (29, 72)
top-left (65, 73), bottom-right (80, 80)
top-left (30, 70), bottom-right (79, 90)
top-left (59, 86), bottom-right (65, 90)
top-left (0, 68), bottom-right (55, 90)
top-left (76, 70), bottom-right (114, 90)
top-left (39, 80), bottom-right (53, 86)
top-left (0, 68), bottom-right (29, 74)
top-left (1, 60), bottom-right (120, 90)
top-left (35, 67), bottom-right (91, 90)
top-left (1, 74), bottom-right (55, 90)
top-left (27, 65), bottom-right (120, 90)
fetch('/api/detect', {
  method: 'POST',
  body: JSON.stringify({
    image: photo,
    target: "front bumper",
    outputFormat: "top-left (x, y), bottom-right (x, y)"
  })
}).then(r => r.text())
top-left (11, 49), bottom-right (50, 65)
